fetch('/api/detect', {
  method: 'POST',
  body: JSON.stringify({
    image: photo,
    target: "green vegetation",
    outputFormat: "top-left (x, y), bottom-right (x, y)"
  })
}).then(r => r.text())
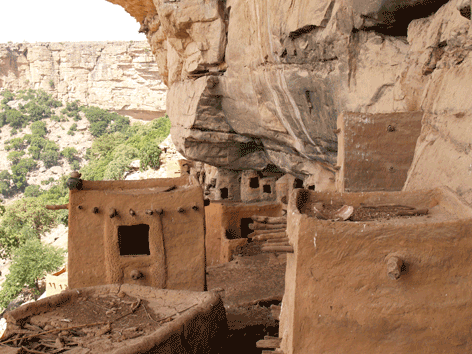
top-left (0, 89), bottom-right (172, 310)
top-left (61, 147), bottom-right (80, 170)
top-left (81, 116), bottom-right (170, 181)
top-left (0, 238), bottom-right (64, 309)
top-left (67, 123), bottom-right (77, 136)
top-left (82, 106), bottom-right (130, 137)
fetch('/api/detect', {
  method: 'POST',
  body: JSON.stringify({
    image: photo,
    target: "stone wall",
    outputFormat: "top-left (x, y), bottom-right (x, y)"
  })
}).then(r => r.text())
top-left (109, 0), bottom-right (472, 201)
top-left (0, 41), bottom-right (167, 119)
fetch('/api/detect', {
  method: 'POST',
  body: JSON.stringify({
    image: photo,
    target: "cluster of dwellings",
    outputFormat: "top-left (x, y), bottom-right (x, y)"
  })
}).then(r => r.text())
top-left (24, 111), bottom-right (472, 353)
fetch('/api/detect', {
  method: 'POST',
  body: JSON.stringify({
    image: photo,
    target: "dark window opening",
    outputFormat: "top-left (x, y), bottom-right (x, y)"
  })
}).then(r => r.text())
top-left (249, 177), bottom-right (259, 189)
top-left (308, 185), bottom-right (315, 190)
top-left (220, 187), bottom-right (229, 199)
top-left (204, 199), bottom-right (211, 207)
top-left (240, 218), bottom-right (253, 239)
top-left (118, 224), bottom-right (150, 256)
top-left (263, 184), bottom-right (271, 194)
top-left (293, 178), bottom-right (304, 189)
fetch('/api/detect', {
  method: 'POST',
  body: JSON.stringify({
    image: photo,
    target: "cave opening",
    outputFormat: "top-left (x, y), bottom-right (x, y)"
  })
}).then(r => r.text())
top-left (118, 224), bottom-right (150, 256)
top-left (360, 0), bottom-right (450, 37)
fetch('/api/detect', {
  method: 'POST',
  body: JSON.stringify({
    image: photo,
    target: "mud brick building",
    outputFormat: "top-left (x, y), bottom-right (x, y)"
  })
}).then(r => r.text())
top-left (67, 176), bottom-right (205, 291)
top-left (279, 187), bottom-right (472, 354)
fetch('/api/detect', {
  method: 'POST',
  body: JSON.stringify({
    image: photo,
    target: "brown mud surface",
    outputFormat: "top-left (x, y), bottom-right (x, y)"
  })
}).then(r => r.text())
top-left (0, 291), bottom-right (168, 353)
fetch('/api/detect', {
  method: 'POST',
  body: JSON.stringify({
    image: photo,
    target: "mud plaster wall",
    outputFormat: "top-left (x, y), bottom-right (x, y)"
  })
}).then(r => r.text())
top-left (336, 112), bottom-right (423, 192)
top-left (68, 177), bottom-right (205, 291)
top-left (281, 187), bottom-right (472, 354)
top-left (205, 201), bottom-right (283, 266)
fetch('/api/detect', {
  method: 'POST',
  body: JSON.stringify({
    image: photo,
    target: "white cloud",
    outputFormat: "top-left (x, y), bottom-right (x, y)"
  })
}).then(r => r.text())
top-left (0, 0), bottom-right (146, 43)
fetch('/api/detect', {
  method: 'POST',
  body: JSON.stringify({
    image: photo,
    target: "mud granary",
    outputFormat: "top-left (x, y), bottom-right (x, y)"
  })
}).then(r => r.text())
top-left (67, 176), bottom-right (206, 291)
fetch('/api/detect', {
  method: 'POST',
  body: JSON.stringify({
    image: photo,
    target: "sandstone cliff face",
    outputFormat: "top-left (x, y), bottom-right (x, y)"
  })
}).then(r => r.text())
top-left (113, 0), bottom-right (472, 201)
top-left (0, 41), bottom-right (167, 119)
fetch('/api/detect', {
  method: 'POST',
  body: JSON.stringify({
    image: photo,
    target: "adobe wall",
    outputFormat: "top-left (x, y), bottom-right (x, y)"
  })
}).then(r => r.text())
top-left (281, 187), bottom-right (472, 354)
top-left (68, 176), bottom-right (206, 291)
top-left (336, 112), bottom-right (423, 192)
top-left (205, 201), bottom-right (283, 266)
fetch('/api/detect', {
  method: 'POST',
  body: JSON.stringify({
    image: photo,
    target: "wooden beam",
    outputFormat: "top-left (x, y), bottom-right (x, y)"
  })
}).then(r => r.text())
top-left (261, 245), bottom-right (294, 253)
top-left (251, 216), bottom-right (287, 224)
top-left (252, 232), bottom-right (287, 241)
top-left (249, 222), bottom-right (287, 230)
top-left (45, 204), bottom-right (69, 210)
top-left (256, 337), bottom-right (282, 349)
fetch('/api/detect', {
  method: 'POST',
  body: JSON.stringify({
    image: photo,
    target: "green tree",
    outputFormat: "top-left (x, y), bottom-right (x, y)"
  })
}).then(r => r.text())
top-left (7, 150), bottom-right (25, 164)
top-left (5, 137), bottom-right (26, 151)
top-left (1, 90), bottom-right (15, 105)
top-left (30, 121), bottom-right (48, 136)
top-left (67, 123), bottom-right (77, 135)
top-left (139, 144), bottom-right (162, 170)
top-left (40, 140), bottom-right (60, 168)
top-left (61, 147), bottom-right (80, 169)
top-left (24, 185), bottom-right (42, 197)
top-left (26, 135), bottom-right (47, 159)
top-left (25, 102), bottom-right (49, 121)
top-left (11, 158), bottom-right (37, 190)
top-left (103, 145), bottom-right (138, 180)
top-left (0, 239), bottom-right (64, 309)
top-left (0, 197), bottom-right (55, 257)
top-left (0, 170), bottom-right (12, 196)
top-left (6, 109), bottom-right (26, 128)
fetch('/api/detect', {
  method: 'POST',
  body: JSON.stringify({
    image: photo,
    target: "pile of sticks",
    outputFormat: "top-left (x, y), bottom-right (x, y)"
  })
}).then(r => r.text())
top-left (248, 215), bottom-right (293, 253)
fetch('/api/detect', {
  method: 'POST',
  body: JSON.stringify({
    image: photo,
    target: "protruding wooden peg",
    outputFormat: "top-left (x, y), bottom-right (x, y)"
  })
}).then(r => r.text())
top-left (192, 205), bottom-right (199, 211)
top-left (129, 209), bottom-right (136, 216)
top-left (109, 208), bottom-right (118, 218)
top-left (178, 207), bottom-right (185, 213)
top-left (92, 207), bottom-right (99, 214)
top-left (387, 256), bottom-right (403, 280)
top-left (77, 205), bottom-right (83, 210)
top-left (145, 209), bottom-right (153, 215)
top-left (155, 208), bottom-right (164, 215)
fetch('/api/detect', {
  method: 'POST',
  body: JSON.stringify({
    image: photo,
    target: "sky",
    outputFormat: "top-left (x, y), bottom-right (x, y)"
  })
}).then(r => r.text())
top-left (0, 0), bottom-right (146, 43)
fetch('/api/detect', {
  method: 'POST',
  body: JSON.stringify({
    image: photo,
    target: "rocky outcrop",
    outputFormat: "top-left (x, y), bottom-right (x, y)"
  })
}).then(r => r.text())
top-left (112, 0), bottom-right (472, 200)
top-left (0, 41), bottom-right (167, 119)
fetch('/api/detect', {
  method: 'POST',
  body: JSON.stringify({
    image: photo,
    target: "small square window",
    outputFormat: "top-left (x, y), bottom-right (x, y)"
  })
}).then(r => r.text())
top-left (118, 224), bottom-right (150, 256)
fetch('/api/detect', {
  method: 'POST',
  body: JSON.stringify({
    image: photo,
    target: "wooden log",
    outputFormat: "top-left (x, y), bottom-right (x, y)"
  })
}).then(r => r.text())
top-left (251, 216), bottom-right (287, 224)
top-left (261, 245), bottom-right (294, 253)
top-left (270, 305), bottom-right (281, 320)
top-left (251, 229), bottom-right (286, 236)
top-left (397, 208), bottom-right (428, 216)
top-left (45, 204), bottom-right (69, 210)
top-left (256, 337), bottom-right (282, 349)
top-left (266, 237), bottom-right (289, 243)
top-left (252, 232), bottom-right (287, 241)
top-left (265, 241), bottom-right (291, 247)
top-left (249, 222), bottom-right (287, 230)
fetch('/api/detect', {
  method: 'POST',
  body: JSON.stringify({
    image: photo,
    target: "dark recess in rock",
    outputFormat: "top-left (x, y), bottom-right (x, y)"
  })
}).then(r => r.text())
top-left (362, 0), bottom-right (451, 36)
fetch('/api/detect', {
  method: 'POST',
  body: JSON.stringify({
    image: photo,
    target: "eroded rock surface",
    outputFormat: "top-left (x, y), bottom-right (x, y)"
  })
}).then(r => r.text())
top-left (0, 41), bottom-right (167, 119)
top-left (113, 0), bottom-right (472, 199)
